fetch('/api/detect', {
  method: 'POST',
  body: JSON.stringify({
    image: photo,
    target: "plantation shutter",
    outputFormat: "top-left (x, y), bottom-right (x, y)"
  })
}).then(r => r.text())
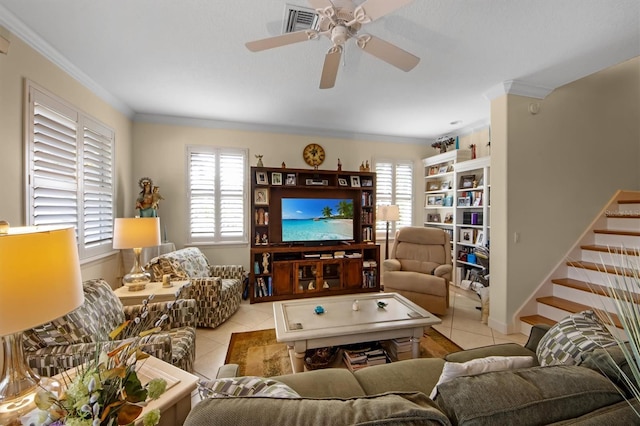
top-left (374, 160), bottom-right (413, 237)
top-left (187, 146), bottom-right (247, 243)
top-left (27, 82), bottom-right (115, 260)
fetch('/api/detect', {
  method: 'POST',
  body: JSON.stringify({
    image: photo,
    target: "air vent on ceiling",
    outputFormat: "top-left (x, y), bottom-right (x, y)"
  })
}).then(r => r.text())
top-left (283, 4), bottom-right (319, 33)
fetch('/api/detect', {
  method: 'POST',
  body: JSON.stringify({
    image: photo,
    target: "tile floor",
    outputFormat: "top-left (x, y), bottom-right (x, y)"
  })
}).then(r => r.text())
top-left (192, 286), bottom-right (528, 381)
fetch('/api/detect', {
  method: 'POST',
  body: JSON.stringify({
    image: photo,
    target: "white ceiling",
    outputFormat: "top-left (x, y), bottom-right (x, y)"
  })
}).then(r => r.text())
top-left (1, 0), bottom-right (639, 143)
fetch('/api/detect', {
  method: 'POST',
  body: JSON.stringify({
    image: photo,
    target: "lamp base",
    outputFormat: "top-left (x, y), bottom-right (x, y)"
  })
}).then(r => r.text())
top-left (0, 333), bottom-right (40, 425)
top-left (123, 272), bottom-right (151, 291)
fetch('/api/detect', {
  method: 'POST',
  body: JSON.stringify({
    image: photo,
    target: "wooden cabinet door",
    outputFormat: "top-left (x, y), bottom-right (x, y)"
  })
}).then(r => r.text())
top-left (343, 258), bottom-right (363, 289)
top-left (272, 262), bottom-right (293, 296)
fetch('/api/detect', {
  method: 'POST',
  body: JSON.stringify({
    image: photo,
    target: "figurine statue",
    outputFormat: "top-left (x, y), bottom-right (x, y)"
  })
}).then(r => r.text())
top-left (281, 161), bottom-right (286, 168)
top-left (255, 232), bottom-right (261, 245)
top-left (262, 233), bottom-right (268, 244)
top-left (308, 281), bottom-right (315, 290)
top-left (262, 252), bottom-right (270, 274)
top-left (337, 158), bottom-right (342, 171)
top-left (136, 177), bottom-right (157, 217)
top-left (151, 186), bottom-right (164, 209)
top-left (255, 154), bottom-right (264, 167)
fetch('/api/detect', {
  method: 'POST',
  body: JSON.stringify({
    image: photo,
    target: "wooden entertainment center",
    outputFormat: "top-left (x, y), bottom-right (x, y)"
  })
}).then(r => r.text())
top-left (250, 166), bottom-right (380, 303)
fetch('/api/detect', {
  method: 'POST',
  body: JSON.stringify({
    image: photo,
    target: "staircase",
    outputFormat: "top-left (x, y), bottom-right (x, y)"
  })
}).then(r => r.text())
top-left (517, 190), bottom-right (640, 335)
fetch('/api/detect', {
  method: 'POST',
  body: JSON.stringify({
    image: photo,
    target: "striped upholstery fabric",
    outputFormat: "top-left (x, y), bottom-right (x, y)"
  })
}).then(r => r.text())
top-left (23, 278), bottom-right (197, 376)
top-left (146, 248), bottom-right (244, 328)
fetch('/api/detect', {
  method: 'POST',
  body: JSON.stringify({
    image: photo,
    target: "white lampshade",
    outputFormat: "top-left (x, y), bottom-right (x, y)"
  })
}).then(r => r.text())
top-left (113, 217), bottom-right (161, 249)
top-left (377, 205), bottom-right (400, 222)
top-left (0, 226), bottom-right (83, 336)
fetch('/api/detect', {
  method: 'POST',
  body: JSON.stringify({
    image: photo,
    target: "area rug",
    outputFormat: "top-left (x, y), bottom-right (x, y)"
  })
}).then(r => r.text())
top-left (225, 328), bottom-right (462, 377)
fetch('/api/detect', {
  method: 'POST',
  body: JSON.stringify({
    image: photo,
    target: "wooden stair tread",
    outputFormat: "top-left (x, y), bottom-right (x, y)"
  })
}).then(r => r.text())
top-left (566, 260), bottom-right (637, 277)
top-left (536, 296), bottom-right (622, 328)
top-left (618, 199), bottom-right (640, 204)
top-left (551, 277), bottom-right (640, 304)
top-left (594, 229), bottom-right (640, 237)
top-left (605, 214), bottom-right (640, 218)
top-left (580, 244), bottom-right (640, 255)
top-left (520, 315), bottom-right (556, 326)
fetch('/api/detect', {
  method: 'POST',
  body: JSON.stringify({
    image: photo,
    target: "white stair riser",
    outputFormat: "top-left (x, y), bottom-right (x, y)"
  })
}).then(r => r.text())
top-left (605, 217), bottom-right (640, 231)
top-left (552, 283), bottom-right (617, 312)
top-left (613, 203), bottom-right (640, 212)
top-left (520, 321), bottom-right (533, 337)
top-left (537, 303), bottom-right (574, 322)
top-left (580, 250), bottom-right (640, 267)
top-left (593, 233), bottom-right (640, 249)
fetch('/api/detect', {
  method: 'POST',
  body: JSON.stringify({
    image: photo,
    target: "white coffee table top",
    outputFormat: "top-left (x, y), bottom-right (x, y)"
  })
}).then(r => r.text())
top-left (273, 292), bottom-right (441, 343)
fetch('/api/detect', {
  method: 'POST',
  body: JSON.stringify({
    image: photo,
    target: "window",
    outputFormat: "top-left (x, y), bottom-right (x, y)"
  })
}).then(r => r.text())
top-left (26, 82), bottom-right (114, 260)
top-left (187, 146), bottom-right (247, 244)
top-left (374, 160), bottom-right (413, 237)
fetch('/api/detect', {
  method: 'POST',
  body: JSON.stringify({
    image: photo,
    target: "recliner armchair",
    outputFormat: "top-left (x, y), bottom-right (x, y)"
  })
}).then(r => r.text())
top-left (383, 227), bottom-right (452, 315)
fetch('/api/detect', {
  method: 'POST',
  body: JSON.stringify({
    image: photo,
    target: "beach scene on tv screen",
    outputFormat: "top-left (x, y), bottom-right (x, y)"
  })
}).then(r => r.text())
top-left (282, 198), bottom-right (354, 241)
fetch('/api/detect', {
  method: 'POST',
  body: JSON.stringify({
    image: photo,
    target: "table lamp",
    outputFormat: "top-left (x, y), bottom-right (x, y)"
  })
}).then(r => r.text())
top-left (113, 217), bottom-right (161, 290)
top-left (377, 205), bottom-right (399, 260)
top-left (0, 225), bottom-right (84, 423)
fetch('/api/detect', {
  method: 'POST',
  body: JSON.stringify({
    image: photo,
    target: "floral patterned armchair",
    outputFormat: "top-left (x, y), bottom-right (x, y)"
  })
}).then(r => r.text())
top-left (23, 278), bottom-right (197, 376)
top-left (145, 247), bottom-right (244, 328)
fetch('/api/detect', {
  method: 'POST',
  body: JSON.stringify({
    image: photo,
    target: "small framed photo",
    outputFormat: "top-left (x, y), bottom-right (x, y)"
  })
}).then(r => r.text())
top-left (444, 213), bottom-right (453, 224)
top-left (361, 178), bottom-right (373, 187)
top-left (460, 175), bottom-right (475, 189)
top-left (475, 231), bottom-right (485, 246)
top-left (285, 174), bottom-right (297, 185)
top-left (350, 176), bottom-right (361, 187)
top-left (457, 196), bottom-right (471, 207)
top-left (440, 181), bottom-right (451, 190)
top-left (271, 172), bottom-right (282, 186)
top-left (256, 171), bottom-right (268, 185)
top-left (426, 181), bottom-right (441, 191)
top-left (254, 188), bottom-right (269, 205)
top-left (338, 178), bottom-right (348, 186)
top-left (427, 213), bottom-right (441, 223)
top-left (473, 193), bottom-right (483, 206)
top-left (427, 195), bottom-right (444, 206)
top-left (438, 166), bottom-right (448, 174)
top-left (460, 228), bottom-right (474, 244)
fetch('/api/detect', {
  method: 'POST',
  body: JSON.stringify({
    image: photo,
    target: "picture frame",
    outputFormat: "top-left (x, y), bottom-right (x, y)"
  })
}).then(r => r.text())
top-left (271, 172), bottom-right (282, 186)
top-left (427, 195), bottom-right (444, 206)
top-left (438, 166), bottom-right (448, 174)
top-left (254, 188), bottom-right (269, 205)
top-left (338, 178), bottom-right (348, 186)
top-left (473, 193), bottom-right (482, 206)
top-left (457, 196), bottom-right (471, 207)
top-left (444, 213), bottom-right (454, 224)
top-left (440, 181), bottom-right (451, 190)
top-left (350, 176), bottom-right (361, 187)
top-left (361, 178), bottom-right (373, 187)
top-left (428, 166), bottom-right (439, 176)
top-left (460, 175), bottom-right (475, 189)
top-left (256, 171), bottom-right (268, 185)
top-left (460, 228), bottom-right (474, 244)
top-left (475, 231), bottom-right (485, 246)
top-left (285, 173), bottom-right (296, 186)
top-left (427, 181), bottom-right (441, 191)
top-left (427, 213), bottom-right (441, 223)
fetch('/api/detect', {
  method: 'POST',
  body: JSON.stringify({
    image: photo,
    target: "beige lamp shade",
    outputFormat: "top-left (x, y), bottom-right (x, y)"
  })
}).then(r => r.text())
top-left (0, 226), bottom-right (83, 336)
top-left (377, 205), bottom-right (400, 222)
top-left (113, 217), bottom-right (161, 249)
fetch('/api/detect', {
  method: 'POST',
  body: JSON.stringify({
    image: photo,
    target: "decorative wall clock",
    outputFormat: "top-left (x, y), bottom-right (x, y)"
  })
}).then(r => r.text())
top-left (303, 143), bottom-right (325, 169)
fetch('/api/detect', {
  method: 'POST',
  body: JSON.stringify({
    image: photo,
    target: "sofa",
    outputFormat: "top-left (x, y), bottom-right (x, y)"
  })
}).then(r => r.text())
top-left (383, 227), bottom-right (452, 315)
top-left (23, 278), bottom-right (197, 375)
top-left (145, 247), bottom-right (244, 328)
top-left (185, 321), bottom-right (640, 425)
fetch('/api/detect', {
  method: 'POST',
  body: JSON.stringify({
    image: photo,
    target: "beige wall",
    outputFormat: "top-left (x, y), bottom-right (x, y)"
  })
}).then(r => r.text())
top-left (132, 121), bottom-right (429, 268)
top-left (0, 36), bottom-right (134, 285)
top-left (490, 56), bottom-right (640, 333)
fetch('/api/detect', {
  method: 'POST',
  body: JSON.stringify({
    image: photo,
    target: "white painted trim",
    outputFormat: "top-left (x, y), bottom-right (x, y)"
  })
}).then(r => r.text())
top-left (484, 80), bottom-right (555, 101)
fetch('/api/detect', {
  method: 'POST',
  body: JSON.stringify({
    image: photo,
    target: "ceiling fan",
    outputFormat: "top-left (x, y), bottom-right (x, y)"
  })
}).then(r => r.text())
top-left (246, 0), bottom-right (420, 89)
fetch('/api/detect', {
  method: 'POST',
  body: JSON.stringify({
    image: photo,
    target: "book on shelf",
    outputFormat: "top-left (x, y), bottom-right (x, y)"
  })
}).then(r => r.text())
top-left (304, 254), bottom-right (321, 258)
top-left (333, 251), bottom-right (345, 258)
top-left (342, 342), bottom-right (389, 371)
top-left (320, 253), bottom-right (333, 259)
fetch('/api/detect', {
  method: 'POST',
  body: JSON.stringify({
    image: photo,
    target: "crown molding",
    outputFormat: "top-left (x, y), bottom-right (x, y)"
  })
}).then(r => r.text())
top-left (484, 80), bottom-right (555, 101)
top-left (0, 5), bottom-right (133, 118)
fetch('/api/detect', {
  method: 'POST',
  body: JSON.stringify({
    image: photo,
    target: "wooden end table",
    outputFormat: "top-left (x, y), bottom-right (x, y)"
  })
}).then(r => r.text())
top-left (113, 280), bottom-right (190, 306)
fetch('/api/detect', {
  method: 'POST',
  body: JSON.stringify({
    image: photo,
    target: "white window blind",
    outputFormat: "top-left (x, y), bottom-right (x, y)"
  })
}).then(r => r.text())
top-left (26, 82), bottom-right (114, 260)
top-left (187, 146), bottom-right (247, 244)
top-left (374, 160), bottom-right (413, 237)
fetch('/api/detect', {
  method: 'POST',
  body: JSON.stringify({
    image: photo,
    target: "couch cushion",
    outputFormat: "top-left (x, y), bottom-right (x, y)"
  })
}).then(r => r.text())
top-left (445, 343), bottom-right (537, 364)
top-left (353, 358), bottom-right (446, 397)
top-left (148, 256), bottom-right (189, 281)
top-left (435, 365), bottom-right (624, 426)
top-left (198, 376), bottom-right (300, 399)
top-left (536, 310), bottom-right (617, 366)
top-left (578, 342), bottom-right (639, 398)
top-left (273, 368), bottom-right (366, 398)
top-left (429, 355), bottom-right (536, 399)
top-left (185, 392), bottom-right (451, 426)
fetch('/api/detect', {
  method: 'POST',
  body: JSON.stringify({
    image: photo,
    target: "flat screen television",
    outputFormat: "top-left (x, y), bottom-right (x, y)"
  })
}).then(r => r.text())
top-left (281, 198), bottom-right (354, 244)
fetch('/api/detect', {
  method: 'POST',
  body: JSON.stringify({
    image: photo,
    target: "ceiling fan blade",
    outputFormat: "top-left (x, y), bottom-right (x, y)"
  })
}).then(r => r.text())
top-left (357, 35), bottom-right (419, 71)
top-left (319, 46), bottom-right (342, 89)
top-left (307, 0), bottom-right (333, 10)
top-left (246, 30), bottom-right (318, 52)
top-left (356, 0), bottom-right (413, 22)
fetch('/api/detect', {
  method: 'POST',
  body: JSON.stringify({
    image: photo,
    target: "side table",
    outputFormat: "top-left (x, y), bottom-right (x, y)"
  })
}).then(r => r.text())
top-left (113, 280), bottom-right (191, 306)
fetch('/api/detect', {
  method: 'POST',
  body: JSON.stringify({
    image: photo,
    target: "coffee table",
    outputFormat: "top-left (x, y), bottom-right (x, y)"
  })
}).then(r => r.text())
top-left (273, 292), bottom-right (441, 373)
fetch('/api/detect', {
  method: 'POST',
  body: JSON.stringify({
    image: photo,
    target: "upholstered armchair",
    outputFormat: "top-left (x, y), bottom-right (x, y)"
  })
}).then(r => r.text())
top-left (383, 227), bottom-right (452, 315)
top-left (145, 247), bottom-right (244, 328)
top-left (23, 278), bottom-right (197, 376)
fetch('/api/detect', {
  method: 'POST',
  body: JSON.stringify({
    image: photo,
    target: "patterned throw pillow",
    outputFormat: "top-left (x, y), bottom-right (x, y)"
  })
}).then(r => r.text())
top-left (148, 257), bottom-right (189, 281)
top-left (198, 377), bottom-right (300, 399)
top-left (536, 310), bottom-right (618, 366)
